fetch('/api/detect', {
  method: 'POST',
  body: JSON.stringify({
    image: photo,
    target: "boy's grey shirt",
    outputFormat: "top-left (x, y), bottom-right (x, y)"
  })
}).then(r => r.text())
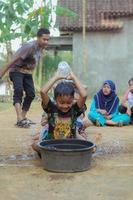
top-left (9, 40), bottom-right (42, 73)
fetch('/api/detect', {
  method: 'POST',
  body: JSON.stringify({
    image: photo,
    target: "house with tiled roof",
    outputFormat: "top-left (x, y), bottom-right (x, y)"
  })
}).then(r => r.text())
top-left (56, 0), bottom-right (133, 94)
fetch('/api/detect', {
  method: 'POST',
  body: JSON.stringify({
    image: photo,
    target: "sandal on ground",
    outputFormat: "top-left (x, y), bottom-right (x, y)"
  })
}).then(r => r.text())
top-left (24, 118), bottom-right (36, 125)
top-left (15, 119), bottom-right (30, 128)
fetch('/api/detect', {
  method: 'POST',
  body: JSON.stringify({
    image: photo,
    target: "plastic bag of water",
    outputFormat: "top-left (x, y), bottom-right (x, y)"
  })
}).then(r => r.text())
top-left (57, 61), bottom-right (71, 77)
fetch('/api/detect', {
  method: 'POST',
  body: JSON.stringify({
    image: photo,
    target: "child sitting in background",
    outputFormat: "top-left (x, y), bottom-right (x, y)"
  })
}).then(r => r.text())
top-left (119, 77), bottom-right (133, 124)
top-left (31, 111), bottom-right (48, 155)
top-left (74, 85), bottom-right (90, 139)
top-left (88, 80), bottom-right (130, 126)
top-left (31, 71), bottom-right (87, 154)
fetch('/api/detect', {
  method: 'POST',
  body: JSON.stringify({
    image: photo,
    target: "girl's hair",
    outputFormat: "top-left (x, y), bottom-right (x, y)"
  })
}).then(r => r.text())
top-left (54, 81), bottom-right (75, 99)
top-left (128, 77), bottom-right (133, 85)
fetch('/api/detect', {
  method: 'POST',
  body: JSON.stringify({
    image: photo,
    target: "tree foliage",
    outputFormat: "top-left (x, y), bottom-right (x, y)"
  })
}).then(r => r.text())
top-left (0, 0), bottom-right (77, 42)
top-left (24, 1), bottom-right (77, 37)
top-left (0, 0), bottom-right (34, 43)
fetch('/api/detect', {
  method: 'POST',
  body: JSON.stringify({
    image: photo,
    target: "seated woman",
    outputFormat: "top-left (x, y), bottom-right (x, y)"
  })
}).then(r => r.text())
top-left (88, 80), bottom-right (130, 126)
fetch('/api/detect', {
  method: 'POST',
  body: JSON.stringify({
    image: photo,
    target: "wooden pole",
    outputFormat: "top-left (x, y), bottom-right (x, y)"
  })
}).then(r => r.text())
top-left (82, 0), bottom-right (87, 77)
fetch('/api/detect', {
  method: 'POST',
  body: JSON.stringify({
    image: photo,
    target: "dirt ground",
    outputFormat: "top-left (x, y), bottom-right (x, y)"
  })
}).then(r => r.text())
top-left (0, 102), bottom-right (133, 200)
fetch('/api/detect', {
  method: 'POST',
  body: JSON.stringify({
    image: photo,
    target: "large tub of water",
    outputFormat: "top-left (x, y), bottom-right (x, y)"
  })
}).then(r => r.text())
top-left (39, 139), bottom-right (96, 172)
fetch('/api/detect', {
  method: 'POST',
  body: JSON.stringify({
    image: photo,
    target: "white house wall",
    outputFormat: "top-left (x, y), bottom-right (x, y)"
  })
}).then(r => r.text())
top-left (73, 19), bottom-right (133, 96)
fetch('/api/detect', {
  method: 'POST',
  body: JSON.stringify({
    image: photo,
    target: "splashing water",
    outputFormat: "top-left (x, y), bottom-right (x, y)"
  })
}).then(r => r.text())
top-left (95, 139), bottom-right (123, 156)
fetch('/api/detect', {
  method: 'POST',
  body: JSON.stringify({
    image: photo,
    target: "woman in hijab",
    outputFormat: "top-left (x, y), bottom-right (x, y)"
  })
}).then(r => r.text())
top-left (88, 80), bottom-right (130, 126)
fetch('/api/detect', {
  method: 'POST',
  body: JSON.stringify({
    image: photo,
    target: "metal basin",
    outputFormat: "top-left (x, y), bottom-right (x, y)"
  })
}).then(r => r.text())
top-left (39, 139), bottom-right (96, 172)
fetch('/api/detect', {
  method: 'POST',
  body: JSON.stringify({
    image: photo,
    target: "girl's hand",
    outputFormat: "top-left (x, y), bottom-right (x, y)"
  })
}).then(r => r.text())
top-left (97, 109), bottom-right (107, 115)
top-left (105, 115), bottom-right (112, 119)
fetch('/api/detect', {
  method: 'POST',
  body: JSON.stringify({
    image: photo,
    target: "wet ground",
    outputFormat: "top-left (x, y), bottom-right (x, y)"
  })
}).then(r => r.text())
top-left (0, 102), bottom-right (133, 200)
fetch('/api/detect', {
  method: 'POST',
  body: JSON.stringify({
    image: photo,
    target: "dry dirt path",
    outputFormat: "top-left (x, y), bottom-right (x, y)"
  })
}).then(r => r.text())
top-left (0, 102), bottom-right (133, 200)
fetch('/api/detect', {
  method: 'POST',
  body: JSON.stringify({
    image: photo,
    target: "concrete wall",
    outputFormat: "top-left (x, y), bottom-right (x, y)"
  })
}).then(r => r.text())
top-left (72, 19), bottom-right (133, 96)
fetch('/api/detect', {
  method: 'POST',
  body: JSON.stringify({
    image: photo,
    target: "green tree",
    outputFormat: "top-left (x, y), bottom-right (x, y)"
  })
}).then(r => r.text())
top-left (0, 0), bottom-right (34, 46)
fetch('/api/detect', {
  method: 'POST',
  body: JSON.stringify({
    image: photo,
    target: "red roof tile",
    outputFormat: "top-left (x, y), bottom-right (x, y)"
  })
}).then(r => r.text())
top-left (56, 0), bottom-right (133, 31)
